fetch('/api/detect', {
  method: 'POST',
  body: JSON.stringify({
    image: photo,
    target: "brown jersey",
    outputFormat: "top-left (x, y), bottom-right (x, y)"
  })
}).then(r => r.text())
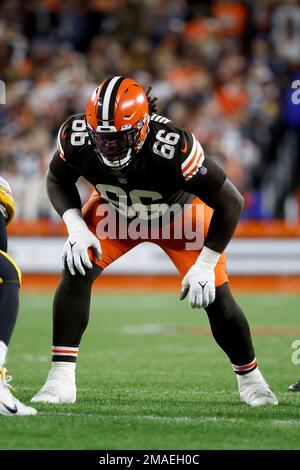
top-left (50, 113), bottom-right (226, 220)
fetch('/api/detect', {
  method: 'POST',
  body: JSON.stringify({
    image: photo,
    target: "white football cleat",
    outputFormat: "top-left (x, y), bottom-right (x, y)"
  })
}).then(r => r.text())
top-left (237, 368), bottom-right (278, 407)
top-left (31, 365), bottom-right (76, 404)
top-left (0, 367), bottom-right (37, 416)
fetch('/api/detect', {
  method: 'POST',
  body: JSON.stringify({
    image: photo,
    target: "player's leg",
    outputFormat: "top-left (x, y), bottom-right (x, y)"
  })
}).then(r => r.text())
top-left (159, 199), bottom-right (277, 406)
top-left (204, 254), bottom-right (257, 373)
top-left (32, 195), bottom-right (137, 403)
top-left (204, 282), bottom-right (255, 369)
top-left (0, 250), bottom-right (37, 415)
top-left (204, 282), bottom-right (278, 406)
top-left (165, 243), bottom-right (277, 406)
top-left (31, 264), bottom-right (102, 404)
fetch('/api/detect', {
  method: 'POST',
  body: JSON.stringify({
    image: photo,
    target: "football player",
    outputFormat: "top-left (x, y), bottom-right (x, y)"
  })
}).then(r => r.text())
top-left (0, 177), bottom-right (37, 415)
top-left (31, 76), bottom-right (278, 407)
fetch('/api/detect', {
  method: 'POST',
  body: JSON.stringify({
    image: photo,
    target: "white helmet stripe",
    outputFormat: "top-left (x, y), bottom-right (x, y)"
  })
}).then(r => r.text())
top-left (102, 76), bottom-right (122, 122)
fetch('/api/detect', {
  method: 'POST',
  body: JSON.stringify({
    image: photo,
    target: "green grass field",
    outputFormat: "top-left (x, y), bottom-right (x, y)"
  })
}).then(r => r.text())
top-left (1, 291), bottom-right (300, 450)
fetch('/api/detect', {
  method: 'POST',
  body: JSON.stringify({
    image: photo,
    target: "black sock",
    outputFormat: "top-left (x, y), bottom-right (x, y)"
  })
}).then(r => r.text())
top-left (52, 265), bottom-right (101, 363)
top-left (0, 251), bottom-right (20, 346)
top-left (204, 283), bottom-right (257, 375)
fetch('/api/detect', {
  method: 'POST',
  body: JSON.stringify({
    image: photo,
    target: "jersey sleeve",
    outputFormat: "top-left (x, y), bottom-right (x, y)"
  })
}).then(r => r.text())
top-left (56, 117), bottom-right (73, 162)
top-left (49, 150), bottom-right (80, 184)
top-left (56, 113), bottom-right (90, 166)
top-left (180, 131), bottom-right (205, 182)
top-left (56, 121), bottom-right (66, 160)
top-left (175, 127), bottom-right (226, 198)
top-left (48, 151), bottom-right (81, 217)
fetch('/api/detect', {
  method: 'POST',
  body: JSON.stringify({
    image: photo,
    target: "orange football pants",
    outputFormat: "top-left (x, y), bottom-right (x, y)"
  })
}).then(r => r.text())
top-left (82, 191), bottom-right (228, 287)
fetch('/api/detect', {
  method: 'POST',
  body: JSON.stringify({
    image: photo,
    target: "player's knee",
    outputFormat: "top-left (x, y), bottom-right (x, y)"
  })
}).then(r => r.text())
top-left (62, 264), bottom-right (102, 291)
top-left (0, 251), bottom-right (21, 285)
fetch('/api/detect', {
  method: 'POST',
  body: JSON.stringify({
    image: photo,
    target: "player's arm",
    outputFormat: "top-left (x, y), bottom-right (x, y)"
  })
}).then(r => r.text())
top-left (47, 151), bottom-right (82, 217)
top-left (177, 132), bottom-right (243, 308)
top-left (48, 150), bottom-right (101, 276)
top-left (185, 158), bottom-right (244, 253)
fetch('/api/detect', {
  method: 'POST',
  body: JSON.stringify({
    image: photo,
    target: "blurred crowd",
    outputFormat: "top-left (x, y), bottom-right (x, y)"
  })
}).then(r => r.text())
top-left (0, 0), bottom-right (300, 220)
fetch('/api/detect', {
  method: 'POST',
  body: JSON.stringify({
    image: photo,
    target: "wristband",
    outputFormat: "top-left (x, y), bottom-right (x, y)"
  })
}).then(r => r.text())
top-left (62, 208), bottom-right (89, 234)
top-left (195, 246), bottom-right (221, 270)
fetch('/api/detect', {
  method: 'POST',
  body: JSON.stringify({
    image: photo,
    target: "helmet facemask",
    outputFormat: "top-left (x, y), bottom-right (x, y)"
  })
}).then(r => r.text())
top-left (87, 117), bottom-right (148, 170)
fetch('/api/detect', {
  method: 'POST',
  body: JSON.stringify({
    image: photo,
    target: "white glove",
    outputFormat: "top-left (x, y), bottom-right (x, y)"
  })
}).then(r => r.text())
top-left (180, 246), bottom-right (220, 309)
top-left (62, 208), bottom-right (102, 276)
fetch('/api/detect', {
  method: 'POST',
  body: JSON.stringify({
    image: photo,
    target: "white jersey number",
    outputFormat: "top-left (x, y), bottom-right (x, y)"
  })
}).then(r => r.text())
top-left (70, 119), bottom-right (90, 146)
top-left (152, 130), bottom-right (180, 159)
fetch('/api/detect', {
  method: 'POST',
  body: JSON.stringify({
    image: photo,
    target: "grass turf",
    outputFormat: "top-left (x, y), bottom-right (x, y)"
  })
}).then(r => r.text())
top-left (1, 292), bottom-right (300, 449)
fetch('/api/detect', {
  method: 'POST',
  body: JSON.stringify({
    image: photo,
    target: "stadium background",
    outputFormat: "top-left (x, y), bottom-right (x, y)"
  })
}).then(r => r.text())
top-left (1, 0), bottom-right (300, 291)
top-left (1, 0), bottom-right (300, 451)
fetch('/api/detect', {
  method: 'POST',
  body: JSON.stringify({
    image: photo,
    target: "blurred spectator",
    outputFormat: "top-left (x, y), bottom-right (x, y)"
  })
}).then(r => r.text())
top-left (0, 0), bottom-right (299, 220)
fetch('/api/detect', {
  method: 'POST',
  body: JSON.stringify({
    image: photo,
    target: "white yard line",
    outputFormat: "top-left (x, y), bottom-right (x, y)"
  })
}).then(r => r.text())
top-left (36, 412), bottom-right (239, 423)
top-left (271, 419), bottom-right (300, 426)
top-left (34, 412), bottom-right (300, 426)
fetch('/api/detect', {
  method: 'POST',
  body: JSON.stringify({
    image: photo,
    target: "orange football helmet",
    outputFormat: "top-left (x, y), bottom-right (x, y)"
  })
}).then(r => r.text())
top-left (86, 76), bottom-right (149, 169)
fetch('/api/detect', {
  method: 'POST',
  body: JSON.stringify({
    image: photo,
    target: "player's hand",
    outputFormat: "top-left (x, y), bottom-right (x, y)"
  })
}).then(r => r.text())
top-left (180, 264), bottom-right (215, 309)
top-left (62, 229), bottom-right (101, 276)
